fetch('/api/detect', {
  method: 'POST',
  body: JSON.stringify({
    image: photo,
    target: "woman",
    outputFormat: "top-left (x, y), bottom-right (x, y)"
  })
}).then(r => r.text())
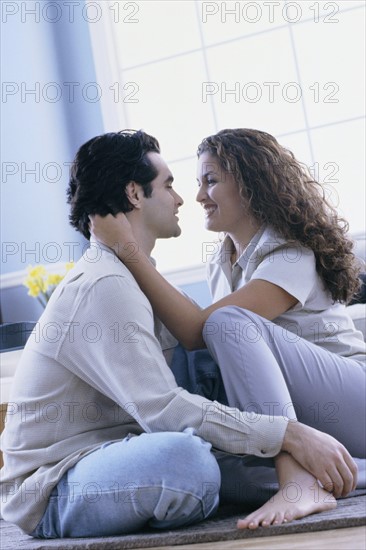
top-left (90, 128), bottom-right (365, 528)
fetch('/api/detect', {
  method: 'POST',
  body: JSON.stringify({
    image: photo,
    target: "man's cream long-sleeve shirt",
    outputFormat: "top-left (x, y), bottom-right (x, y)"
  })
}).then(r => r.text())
top-left (0, 242), bottom-right (288, 533)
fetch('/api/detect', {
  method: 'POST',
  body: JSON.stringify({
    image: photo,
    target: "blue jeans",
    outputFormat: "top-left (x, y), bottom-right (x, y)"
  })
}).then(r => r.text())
top-left (31, 344), bottom-right (280, 539)
top-left (31, 316), bottom-right (366, 539)
top-left (170, 344), bottom-right (228, 404)
top-left (31, 429), bottom-right (221, 538)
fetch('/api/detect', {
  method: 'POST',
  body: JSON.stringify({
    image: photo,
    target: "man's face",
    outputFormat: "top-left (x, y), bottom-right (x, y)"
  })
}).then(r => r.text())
top-left (141, 152), bottom-right (184, 239)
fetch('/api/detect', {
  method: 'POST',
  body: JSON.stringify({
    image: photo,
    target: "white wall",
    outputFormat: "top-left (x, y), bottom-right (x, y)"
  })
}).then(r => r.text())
top-left (1, 1), bottom-right (104, 321)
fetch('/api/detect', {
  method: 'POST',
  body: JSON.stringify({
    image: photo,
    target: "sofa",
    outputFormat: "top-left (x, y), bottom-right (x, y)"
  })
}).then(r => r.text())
top-left (347, 232), bottom-right (366, 339)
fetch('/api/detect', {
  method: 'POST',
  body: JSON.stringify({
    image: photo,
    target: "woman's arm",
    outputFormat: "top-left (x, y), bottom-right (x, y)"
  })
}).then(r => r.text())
top-left (90, 214), bottom-right (298, 350)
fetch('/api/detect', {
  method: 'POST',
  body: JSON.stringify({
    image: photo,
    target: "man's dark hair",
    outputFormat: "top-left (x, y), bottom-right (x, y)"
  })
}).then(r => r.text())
top-left (67, 130), bottom-right (160, 239)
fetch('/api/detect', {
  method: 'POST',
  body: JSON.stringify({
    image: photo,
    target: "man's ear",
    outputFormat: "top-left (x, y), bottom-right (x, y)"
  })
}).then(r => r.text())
top-left (125, 181), bottom-right (144, 209)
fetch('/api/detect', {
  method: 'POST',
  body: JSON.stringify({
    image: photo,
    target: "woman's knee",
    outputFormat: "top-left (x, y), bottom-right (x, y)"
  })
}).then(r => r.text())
top-left (203, 306), bottom-right (262, 346)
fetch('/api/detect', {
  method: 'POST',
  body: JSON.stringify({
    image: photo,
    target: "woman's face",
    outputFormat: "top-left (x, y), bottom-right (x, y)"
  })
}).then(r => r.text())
top-left (196, 151), bottom-right (247, 235)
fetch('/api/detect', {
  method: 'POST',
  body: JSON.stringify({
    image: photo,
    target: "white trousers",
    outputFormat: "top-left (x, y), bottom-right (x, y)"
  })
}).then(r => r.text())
top-left (171, 306), bottom-right (366, 502)
top-left (203, 306), bottom-right (366, 458)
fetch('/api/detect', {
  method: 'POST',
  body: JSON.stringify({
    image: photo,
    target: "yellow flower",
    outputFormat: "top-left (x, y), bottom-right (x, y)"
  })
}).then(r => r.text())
top-left (23, 262), bottom-right (75, 308)
top-left (23, 276), bottom-right (36, 289)
top-left (27, 281), bottom-right (41, 297)
top-left (46, 274), bottom-right (63, 286)
top-left (27, 265), bottom-right (46, 278)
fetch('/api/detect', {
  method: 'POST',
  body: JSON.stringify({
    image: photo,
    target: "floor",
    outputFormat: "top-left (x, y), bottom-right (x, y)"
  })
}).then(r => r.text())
top-left (1, 488), bottom-right (365, 549)
top-left (145, 526), bottom-right (366, 549)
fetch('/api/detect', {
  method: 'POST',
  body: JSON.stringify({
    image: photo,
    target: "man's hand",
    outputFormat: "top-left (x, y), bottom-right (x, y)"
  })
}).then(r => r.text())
top-left (89, 213), bottom-right (138, 262)
top-left (282, 421), bottom-right (358, 498)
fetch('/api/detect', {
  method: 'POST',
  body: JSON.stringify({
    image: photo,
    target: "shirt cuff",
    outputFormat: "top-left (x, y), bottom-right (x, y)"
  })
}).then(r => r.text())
top-left (247, 414), bottom-right (289, 457)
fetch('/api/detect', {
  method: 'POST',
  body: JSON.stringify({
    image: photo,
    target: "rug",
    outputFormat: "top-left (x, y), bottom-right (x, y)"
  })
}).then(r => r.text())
top-left (1, 490), bottom-right (365, 550)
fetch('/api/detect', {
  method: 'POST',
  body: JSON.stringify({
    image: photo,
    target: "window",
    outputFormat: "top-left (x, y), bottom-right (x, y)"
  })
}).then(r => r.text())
top-left (89, 0), bottom-right (365, 277)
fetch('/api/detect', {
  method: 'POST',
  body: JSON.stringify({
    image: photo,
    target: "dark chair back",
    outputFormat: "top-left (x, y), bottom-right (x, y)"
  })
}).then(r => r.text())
top-left (0, 322), bottom-right (36, 352)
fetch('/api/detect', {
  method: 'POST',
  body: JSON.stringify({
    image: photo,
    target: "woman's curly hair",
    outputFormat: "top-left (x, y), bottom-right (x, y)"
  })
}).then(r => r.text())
top-left (197, 128), bottom-right (360, 304)
top-left (67, 130), bottom-right (160, 239)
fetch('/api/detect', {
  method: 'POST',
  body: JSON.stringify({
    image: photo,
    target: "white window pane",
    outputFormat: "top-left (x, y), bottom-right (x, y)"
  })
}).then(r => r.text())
top-left (277, 131), bottom-right (313, 168)
top-left (310, 119), bottom-right (365, 233)
top-left (123, 52), bottom-right (216, 160)
top-left (112, 1), bottom-right (201, 68)
top-left (199, 0), bottom-right (286, 45)
top-left (292, 7), bottom-right (365, 127)
top-left (205, 28), bottom-right (306, 135)
top-left (199, 0), bottom-right (359, 47)
top-left (337, 1), bottom-right (366, 10)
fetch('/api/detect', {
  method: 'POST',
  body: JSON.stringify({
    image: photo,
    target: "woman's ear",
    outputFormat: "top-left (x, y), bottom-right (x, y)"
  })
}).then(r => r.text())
top-left (125, 181), bottom-right (143, 209)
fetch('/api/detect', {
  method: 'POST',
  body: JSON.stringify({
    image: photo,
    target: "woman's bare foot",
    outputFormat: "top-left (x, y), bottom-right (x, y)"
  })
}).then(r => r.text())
top-left (237, 453), bottom-right (337, 530)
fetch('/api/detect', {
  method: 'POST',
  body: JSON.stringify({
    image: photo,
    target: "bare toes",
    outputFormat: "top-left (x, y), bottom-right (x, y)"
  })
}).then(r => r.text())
top-left (237, 518), bottom-right (257, 530)
top-left (261, 513), bottom-right (275, 527)
top-left (248, 520), bottom-right (259, 530)
top-left (273, 512), bottom-right (285, 525)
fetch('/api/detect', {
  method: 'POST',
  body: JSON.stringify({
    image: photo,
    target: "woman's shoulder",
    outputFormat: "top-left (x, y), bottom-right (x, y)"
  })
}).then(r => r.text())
top-left (260, 226), bottom-right (308, 249)
top-left (250, 226), bottom-right (315, 265)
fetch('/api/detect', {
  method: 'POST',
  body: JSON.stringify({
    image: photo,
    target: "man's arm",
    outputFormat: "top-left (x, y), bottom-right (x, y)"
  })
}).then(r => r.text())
top-left (62, 274), bottom-right (288, 457)
top-left (90, 214), bottom-right (298, 350)
top-left (66, 273), bottom-right (357, 497)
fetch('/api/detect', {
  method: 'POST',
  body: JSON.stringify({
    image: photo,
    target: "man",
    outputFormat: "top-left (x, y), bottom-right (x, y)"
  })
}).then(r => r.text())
top-left (0, 130), bottom-right (357, 538)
